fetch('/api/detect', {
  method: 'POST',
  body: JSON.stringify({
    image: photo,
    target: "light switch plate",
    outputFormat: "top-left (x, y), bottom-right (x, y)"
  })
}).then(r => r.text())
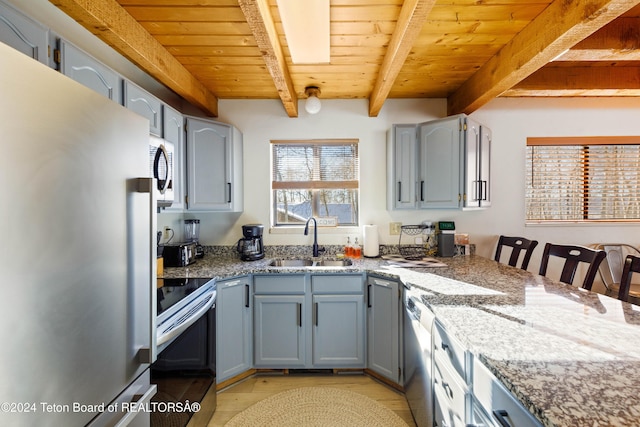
top-left (389, 222), bottom-right (402, 235)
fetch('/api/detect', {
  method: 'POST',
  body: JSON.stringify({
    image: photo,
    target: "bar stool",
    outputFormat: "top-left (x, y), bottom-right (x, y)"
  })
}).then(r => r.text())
top-left (591, 243), bottom-right (640, 299)
top-left (618, 255), bottom-right (640, 302)
top-left (539, 243), bottom-right (606, 290)
top-left (494, 235), bottom-right (538, 270)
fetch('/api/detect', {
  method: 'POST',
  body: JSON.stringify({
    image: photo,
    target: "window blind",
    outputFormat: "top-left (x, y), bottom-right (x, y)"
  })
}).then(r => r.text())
top-left (272, 140), bottom-right (359, 190)
top-left (526, 138), bottom-right (640, 221)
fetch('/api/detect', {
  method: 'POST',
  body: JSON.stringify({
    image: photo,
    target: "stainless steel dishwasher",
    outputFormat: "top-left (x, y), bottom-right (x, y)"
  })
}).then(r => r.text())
top-left (403, 286), bottom-right (435, 427)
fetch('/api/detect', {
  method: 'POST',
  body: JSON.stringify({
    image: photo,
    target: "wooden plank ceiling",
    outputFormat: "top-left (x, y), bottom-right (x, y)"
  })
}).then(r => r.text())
top-left (49, 0), bottom-right (640, 118)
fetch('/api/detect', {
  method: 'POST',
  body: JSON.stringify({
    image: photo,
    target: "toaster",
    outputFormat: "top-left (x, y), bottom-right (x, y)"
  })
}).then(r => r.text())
top-left (162, 242), bottom-right (197, 267)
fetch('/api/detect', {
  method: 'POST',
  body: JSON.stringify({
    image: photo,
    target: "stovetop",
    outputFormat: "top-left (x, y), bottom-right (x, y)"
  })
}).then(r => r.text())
top-left (156, 277), bottom-right (213, 316)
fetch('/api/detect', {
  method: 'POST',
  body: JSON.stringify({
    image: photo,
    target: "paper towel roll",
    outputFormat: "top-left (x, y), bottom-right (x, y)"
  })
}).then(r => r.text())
top-left (362, 225), bottom-right (379, 257)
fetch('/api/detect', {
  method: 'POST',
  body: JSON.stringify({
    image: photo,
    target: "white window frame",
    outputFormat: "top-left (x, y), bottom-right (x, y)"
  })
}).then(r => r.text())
top-left (271, 139), bottom-right (360, 228)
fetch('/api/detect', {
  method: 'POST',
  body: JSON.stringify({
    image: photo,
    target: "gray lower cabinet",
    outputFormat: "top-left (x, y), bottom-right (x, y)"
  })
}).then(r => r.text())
top-left (253, 273), bottom-right (365, 369)
top-left (367, 275), bottom-right (402, 383)
top-left (216, 276), bottom-right (252, 383)
top-left (253, 274), bottom-right (306, 367)
top-left (312, 275), bottom-right (365, 367)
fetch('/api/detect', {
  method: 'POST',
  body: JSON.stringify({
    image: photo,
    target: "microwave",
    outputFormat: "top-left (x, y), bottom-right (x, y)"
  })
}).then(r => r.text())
top-left (149, 136), bottom-right (174, 207)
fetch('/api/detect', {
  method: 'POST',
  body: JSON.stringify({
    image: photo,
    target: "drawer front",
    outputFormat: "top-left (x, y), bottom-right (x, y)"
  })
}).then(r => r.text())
top-left (433, 320), bottom-right (468, 381)
top-left (433, 356), bottom-right (468, 427)
top-left (312, 274), bottom-right (363, 294)
top-left (254, 275), bottom-right (306, 294)
top-left (473, 359), bottom-right (542, 427)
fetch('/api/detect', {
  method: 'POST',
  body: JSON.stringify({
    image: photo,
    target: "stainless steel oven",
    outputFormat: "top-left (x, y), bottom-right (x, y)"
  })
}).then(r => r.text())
top-left (151, 278), bottom-right (217, 427)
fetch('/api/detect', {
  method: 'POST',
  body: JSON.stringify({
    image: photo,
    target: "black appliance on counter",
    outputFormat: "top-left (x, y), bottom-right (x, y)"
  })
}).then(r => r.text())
top-left (237, 224), bottom-right (265, 261)
top-left (162, 242), bottom-right (197, 267)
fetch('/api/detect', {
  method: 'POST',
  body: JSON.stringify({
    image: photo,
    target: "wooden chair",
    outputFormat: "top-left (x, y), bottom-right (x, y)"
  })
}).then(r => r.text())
top-left (591, 243), bottom-right (640, 299)
top-left (538, 243), bottom-right (606, 290)
top-left (618, 255), bottom-right (640, 302)
top-left (494, 235), bottom-right (538, 270)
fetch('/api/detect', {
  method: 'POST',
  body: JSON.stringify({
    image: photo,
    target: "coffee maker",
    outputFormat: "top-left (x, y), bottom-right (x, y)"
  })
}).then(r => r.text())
top-left (237, 224), bottom-right (265, 261)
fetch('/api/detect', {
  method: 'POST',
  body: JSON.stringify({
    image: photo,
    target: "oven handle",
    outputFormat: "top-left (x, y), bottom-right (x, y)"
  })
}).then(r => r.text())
top-left (114, 383), bottom-right (157, 427)
top-left (157, 289), bottom-right (216, 346)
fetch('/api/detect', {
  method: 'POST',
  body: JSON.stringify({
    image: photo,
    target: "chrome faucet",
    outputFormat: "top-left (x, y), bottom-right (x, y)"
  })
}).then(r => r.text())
top-left (304, 217), bottom-right (325, 257)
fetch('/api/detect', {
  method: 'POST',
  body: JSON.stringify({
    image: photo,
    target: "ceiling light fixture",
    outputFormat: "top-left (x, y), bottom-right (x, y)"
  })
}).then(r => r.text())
top-left (304, 86), bottom-right (322, 115)
top-left (276, 0), bottom-right (330, 64)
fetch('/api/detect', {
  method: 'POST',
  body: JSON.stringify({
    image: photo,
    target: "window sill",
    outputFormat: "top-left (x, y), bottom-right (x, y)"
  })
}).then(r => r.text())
top-left (269, 226), bottom-right (361, 235)
top-left (526, 220), bottom-right (640, 227)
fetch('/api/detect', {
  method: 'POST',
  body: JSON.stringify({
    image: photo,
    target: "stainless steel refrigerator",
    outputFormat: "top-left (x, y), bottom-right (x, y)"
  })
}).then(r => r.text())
top-left (0, 42), bottom-right (157, 426)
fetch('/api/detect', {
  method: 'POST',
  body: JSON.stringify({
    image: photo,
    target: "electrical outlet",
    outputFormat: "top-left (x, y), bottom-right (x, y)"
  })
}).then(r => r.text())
top-left (389, 222), bottom-right (402, 235)
top-left (163, 226), bottom-right (171, 239)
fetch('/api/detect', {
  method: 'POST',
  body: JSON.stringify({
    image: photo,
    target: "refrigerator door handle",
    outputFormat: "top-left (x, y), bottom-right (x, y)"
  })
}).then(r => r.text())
top-left (114, 384), bottom-right (158, 427)
top-left (134, 178), bottom-right (158, 365)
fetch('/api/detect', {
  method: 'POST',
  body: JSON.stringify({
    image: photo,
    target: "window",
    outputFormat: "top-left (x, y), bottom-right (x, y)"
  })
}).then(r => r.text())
top-left (526, 136), bottom-right (640, 221)
top-left (272, 139), bottom-right (359, 226)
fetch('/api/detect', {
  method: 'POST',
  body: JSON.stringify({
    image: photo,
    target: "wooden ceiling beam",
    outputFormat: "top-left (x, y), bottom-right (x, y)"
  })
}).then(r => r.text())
top-left (556, 17), bottom-right (640, 61)
top-left (368, 0), bottom-right (436, 117)
top-left (447, 0), bottom-right (640, 116)
top-left (238, 0), bottom-right (298, 118)
top-left (49, 0), bottom-right (219, 117)
top-left (503, 66), bottom-right (640, 96)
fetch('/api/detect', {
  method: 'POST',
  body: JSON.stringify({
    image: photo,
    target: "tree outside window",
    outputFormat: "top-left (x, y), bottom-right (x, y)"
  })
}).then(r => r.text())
top-left (272, 139), bottom-right (359, 226)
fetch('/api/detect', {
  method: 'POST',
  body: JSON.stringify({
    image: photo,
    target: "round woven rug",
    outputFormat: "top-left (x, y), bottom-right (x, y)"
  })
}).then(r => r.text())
top-left (225, 386), bottom-right (409, 426)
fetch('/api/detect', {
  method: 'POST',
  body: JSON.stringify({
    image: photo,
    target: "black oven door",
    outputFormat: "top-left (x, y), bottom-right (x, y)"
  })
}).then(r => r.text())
top-left (151, 304), bottom-right (216, 426)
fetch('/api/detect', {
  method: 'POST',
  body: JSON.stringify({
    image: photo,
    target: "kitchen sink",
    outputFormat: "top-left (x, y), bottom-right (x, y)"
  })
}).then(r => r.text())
top-left (269, 259), bottom-right (314, 267)
top-left (315, 259), bottom-right (353, 267)
top-left (268, 258), bottom-right (353, 268)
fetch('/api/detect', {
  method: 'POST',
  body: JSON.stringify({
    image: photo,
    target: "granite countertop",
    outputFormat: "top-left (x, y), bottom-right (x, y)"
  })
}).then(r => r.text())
top-left (162, 251), bottom-right (640, 427)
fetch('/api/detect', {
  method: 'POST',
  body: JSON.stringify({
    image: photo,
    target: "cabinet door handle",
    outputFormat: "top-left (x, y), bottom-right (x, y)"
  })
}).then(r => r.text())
top-left (397, 182), bottom-right (401, 202)
top-left (227, 182), bottom-right (232, 203)
top-left (297, 303), bottom-right (302, 327)
top-left (367, 284), bottom-right (372, 308)
top-left (314, 302), bottom-right (319, 326)
top-left (420, 180), bottom-right (424, 201)
top-left (442, 382), bottom-right (453, 399)
top-left (492, 410), bottom-right (512, 427)
top-left (441, 342), bottom-right (451, 355)
top-left (245, 284), bottom-right (250, 308)
top-left (481, 180), bottom-right (488, 201)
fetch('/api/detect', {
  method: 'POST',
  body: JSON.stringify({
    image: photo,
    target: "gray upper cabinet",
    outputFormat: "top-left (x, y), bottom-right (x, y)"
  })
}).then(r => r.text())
top-left (185, 117), bottom-right (243, 212)
top-left (59, 40), bottom-right (122, 103)
top-left (463, 118), bottom-right (491, 209)
top-left (387, 114), bottom-right (491, 210)
top-left (418, 117), bottom-right (462, 209)
top-left (387, 124), bottom-right (418, 210)
top-left (367, 276), bottom-right (402, 383)
top-left (123, 80), bottom-right (163, 137)
top-left (162, 105), bottom-right (185, 211)
top-left (0, 1), bottom-right (48, 65)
